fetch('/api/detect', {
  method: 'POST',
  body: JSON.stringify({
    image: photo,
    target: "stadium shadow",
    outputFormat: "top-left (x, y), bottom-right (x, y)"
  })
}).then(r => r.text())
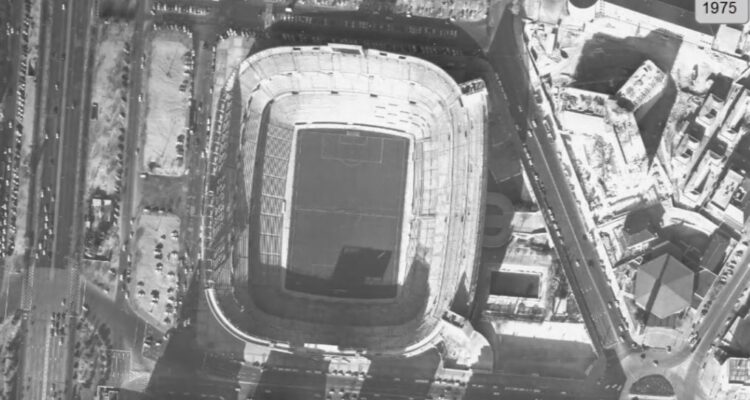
top-left (255, 11), bottom-right (486, 78)
top-left (252, 351), bottom-right (331, 400)
top-left (573, 29), bottom-right (683, 163)
top-left (358, 348), bottom-right (442, 400)
top-left (236, 256), bottom-right (432, 349)
top-left (220, 88), bottom-right (435, 348)
top-left (143, 325), bottom-right (244, 399)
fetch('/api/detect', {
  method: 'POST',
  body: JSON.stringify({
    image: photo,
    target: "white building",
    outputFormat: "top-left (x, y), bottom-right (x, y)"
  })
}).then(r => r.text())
top-left (616, 60), bottom-right (667, 111)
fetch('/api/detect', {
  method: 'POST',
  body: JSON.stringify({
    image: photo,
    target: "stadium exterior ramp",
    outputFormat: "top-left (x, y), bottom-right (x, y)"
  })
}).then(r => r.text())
top-left (203, 44), bottom-right (487, 357)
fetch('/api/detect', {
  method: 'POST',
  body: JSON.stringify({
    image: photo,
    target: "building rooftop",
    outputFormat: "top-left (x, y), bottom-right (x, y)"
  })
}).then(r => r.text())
top-left (615, 60), bottom-right (667, 110)
top-left (634, 253), bottom-right (694, 319)
top-left (604, 0), bottom-right (719, 36)
top-left (694, 268), bottom-right (717, 300)
top-left (489, 271), bottom-right (540, 299)
top-left (727, 357), bottom-right (750, 385)
top-left (701, 230), bottom-right (730, 273)
top-left (511, 211), bottom-right (547, 236)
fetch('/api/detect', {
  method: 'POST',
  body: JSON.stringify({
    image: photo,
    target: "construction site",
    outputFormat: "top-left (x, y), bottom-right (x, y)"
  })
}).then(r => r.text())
top-left (202, 44), bottom-right (487, 357)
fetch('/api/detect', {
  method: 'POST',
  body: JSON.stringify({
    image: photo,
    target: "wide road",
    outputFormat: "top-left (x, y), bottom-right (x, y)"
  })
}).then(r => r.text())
top-left (485, 8), bottom-right (627, 354)
top-left (660, 244), bottom-right (750, 400)
top-left (20, 0), bottom-right (95, 398)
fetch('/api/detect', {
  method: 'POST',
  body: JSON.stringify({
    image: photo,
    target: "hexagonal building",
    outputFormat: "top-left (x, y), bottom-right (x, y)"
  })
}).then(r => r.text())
top-left (204, 44), bottom-right (487, 356)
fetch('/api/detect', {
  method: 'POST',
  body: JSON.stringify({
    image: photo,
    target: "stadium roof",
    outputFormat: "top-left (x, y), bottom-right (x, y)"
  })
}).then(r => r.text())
top-left (634, 254), bottom-right (694, 319)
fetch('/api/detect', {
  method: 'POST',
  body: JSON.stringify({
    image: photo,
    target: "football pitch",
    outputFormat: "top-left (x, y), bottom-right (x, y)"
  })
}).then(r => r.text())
top-left (286, 129), bottom-right (408, 299)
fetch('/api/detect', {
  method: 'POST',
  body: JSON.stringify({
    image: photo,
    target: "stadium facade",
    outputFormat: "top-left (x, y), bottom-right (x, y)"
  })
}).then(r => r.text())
top-left (203, 44), bottom-right (487, 357)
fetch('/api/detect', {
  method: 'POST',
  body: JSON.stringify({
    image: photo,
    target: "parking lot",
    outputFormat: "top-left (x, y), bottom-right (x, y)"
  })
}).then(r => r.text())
top-left (130, 212), bottom-right (184, 331)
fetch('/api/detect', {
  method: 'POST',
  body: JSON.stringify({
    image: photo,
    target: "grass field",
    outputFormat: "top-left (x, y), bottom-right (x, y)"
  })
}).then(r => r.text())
top-left (285, 129), bottom-right (408, 299)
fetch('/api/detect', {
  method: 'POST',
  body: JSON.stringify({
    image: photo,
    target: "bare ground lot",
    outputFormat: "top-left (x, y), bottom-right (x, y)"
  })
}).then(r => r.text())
top-left (142, 29), bottom-right (193, 177)
top-left (130, 213), bottom-right (182, 332)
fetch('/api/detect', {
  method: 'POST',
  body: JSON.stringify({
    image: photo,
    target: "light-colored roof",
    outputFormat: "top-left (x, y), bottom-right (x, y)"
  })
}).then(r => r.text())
top-left (634, 253), bottom-right (694, 319)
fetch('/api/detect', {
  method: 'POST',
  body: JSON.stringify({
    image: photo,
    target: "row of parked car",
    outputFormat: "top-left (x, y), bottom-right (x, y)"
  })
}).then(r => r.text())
top-left (151, 2), bottom-right (211, 16)
top-left (1, 0), bottom-right (35, 256)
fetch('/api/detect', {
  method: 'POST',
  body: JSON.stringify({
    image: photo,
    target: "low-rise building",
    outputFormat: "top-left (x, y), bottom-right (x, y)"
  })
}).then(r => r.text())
top-left (634, 253), bottom-right (694, 320)
top-left (727, 358), bottom-right (750, 386)
top-left (616, 60), bottom-right (667, 111)
top-left (484, 241), bottom-right (554, 320)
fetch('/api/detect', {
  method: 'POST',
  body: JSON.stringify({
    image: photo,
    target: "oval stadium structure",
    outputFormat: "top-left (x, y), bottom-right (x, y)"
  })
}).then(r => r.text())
top-left (204, 44), bottom-right (487, 356)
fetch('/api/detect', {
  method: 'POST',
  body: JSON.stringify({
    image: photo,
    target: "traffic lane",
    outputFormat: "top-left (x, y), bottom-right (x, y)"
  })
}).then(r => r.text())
top-left (697, 251), bottom-right (750, 340)
top-left (148, 376), bottom-right (239, 400)
top-left (359, 375), bottom-right (432, 399)
top-left (523, 124), bottom-right (616, 349)
top-left (21, 269), bottom-right (72, 399)
top-left (529, 113), bottom-right (642, 346)
top-left (35, 2), bottom-right (68, 261)
top-left (530, 122), bottom-right (621, 335)
top-left (51, 0), bottom-right (92, 270)
top-left (488, 18), bottom-right (616, 349)
top-left (685, 249), bottom-right (750, 391)
top-left (33, 0), bottom-right (92, 395)
top-left (116, 0), bottom-right (149, 301)
top-left (489, 9), bottom-right (622, 348)
top-left (471, 372), bottom-right (613, 400)
top-left (253, 369), bottom-right (329, 400)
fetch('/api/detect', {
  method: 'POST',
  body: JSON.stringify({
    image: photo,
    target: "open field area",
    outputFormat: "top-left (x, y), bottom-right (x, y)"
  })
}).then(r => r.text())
top-left (142, 29), bottom-right (192, 176)
top-left (286, 129), bottom-right (408, 299)
top-left (86, 22), bottom-right (133, 196)
top-left (130, 213), bottom-right (182, 331)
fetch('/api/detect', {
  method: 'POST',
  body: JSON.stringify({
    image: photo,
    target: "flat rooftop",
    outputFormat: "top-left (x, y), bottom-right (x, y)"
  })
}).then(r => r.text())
top-left (285, 129), bottom-right (408, 299)
top-left (490, 271), bottom-right (541, 299)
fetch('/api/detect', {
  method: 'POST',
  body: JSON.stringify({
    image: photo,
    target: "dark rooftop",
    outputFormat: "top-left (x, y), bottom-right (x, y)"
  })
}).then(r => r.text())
top-left (709, 75), bottom-right (734, 101)
top-left (694, 268), bottom-right (717, 299)
top-left (490, 271), bottom-right (540, 299)
top-left (570, 0), bottom-right (597, 8)
top-left (701, 230), bottom-right (730, 273)
top-left (605, 0), bottom-right (719, 36)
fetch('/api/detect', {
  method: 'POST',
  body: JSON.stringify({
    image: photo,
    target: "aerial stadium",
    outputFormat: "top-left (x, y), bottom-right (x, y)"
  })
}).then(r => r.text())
top-left (203, 44), bottom-right (487, 355)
